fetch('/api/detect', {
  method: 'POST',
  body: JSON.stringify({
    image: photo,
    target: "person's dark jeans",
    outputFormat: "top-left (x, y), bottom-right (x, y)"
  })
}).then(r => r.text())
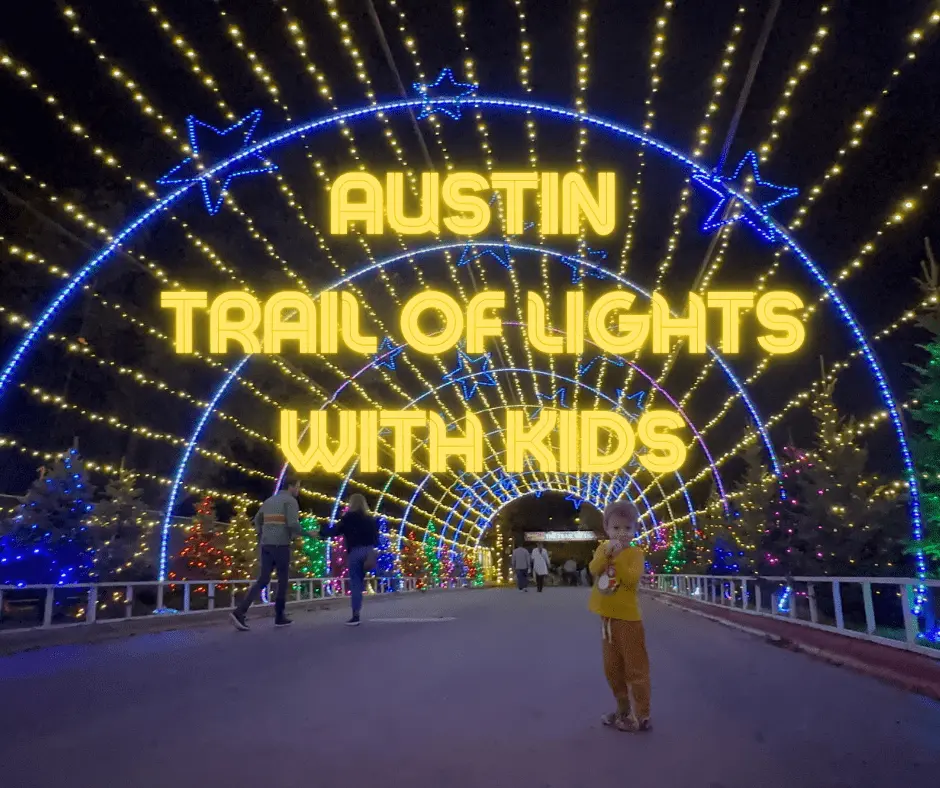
top-left (236, 544), bottom-right (290, 617)
top-left (536, 574), bottom-right (545, 592)
top-left (347, 545), bottom-right (372, 616)
top-left (515, 569), bottom-right (529, 590)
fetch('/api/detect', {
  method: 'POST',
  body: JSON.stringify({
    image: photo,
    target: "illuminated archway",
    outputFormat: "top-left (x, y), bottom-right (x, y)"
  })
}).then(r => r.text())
top-left (0, 91), bottom-right (923, 601)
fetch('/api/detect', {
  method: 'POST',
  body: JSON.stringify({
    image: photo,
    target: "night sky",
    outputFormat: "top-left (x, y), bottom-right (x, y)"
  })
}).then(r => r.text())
top-left (0, 0), bottom-right (937, 524)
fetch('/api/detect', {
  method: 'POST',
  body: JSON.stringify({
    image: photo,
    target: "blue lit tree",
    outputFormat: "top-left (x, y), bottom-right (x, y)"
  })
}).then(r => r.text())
top-left (0, 448), bottom-right (97, 586)
top-left (375, 517), bottom-right (396, 580)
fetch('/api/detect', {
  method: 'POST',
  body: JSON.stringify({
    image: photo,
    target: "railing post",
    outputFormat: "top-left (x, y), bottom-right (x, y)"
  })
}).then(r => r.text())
top-left (125, 585), bottom-right (134, 618)
top-left (741, 579), bottom-right (749, 610)
top-left (832, 580), bottom-right (844, 629)
top-left (900, 583), bottom-right (919, 644)
top-left (755, 584), bottom-right (762, 613)
top-left (0, 586), bottom-right (4, 624)
top-left (86, 586), bottom-right (98, 624)
top-left (862, 581), bottom-right (876, 635)
top-left (808, 583), bottom-right (818, 624)
top-left (788, 587), bottom-right (798, 620)
top-left (156, 583), bottom-right (164, 611)
top-left (296, 582), bottom-right (302, 602)
top-left (208, 583), bottom-right (216, 611)
top-left (770, 591), bottom-right (778, 616)
top-left (183, 583), bottom-right (191, 613)
top-left (43, 586), bottom-right (54, 627)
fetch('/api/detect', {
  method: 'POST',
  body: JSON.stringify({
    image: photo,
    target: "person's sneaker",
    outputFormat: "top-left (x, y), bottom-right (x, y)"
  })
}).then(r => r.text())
top-left (345, 615), bottom-right (361, 626)
top-left (230, 611), bottom-right (249, 631)
top-left (600, 712), bottom-right (619, 727)
top-left (274, 616), bottom-right (293, 627)
top-left (637, 718), bottom-right (652, 733)
top-left (614, 715), bottom-right (639, 733)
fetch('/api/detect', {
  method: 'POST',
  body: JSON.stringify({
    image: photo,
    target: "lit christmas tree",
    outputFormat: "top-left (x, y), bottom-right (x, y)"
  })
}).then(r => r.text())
top-left (729, 441), bottom-right (780, 575)
top-left (92, 464), bottom-right (149, 580)
top-left (789, 376), bottom-right (906, 576)
top-left (294, 515), bottom-right (327, 579)
top-left (663, 528), bottom-right (686, 572)
top-left (423, 524), bottom-right (441, 587)
top-left (907, 255), bottom-right (940, 572)
top-left (375, 517), bottom-right (397, 581)
top-left (0, 448), bottom-right (97, 586)
top-left (440, 549), bottom-right (455, 584)
top-left (174, 496), bottom-right (232, 581)
top-left (224, 497), bottom-right (259, 581)
top-left (399, 530), bottom-right (427, 587)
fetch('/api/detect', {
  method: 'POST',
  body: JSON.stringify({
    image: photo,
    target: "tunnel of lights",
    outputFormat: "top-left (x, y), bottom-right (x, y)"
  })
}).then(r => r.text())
top-left (0, 90), bottom-right (926, 601)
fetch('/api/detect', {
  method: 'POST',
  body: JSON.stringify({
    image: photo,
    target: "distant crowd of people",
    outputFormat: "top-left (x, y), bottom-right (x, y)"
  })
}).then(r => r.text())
top-left (510, 543), bottom-right (593, 591)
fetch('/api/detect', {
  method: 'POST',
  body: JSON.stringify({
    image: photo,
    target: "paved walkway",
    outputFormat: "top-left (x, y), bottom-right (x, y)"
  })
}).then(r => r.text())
top-left (2, 588), bottom-right (939, 787)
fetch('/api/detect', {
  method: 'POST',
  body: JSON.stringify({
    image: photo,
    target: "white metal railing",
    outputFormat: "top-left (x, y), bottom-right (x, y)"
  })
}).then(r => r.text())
top-left (646, 574), bottom-right (940, 660)
top-left (0, 575), bottom-right (477, 632)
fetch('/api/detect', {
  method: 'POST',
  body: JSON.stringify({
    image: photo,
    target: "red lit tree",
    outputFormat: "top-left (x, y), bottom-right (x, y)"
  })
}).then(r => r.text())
top-left (175, 496), bottom-right (232, 580)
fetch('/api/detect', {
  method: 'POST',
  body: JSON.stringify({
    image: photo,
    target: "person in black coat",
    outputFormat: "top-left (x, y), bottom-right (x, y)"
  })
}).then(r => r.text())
top-left (319, 493), bottom-right (379, 626)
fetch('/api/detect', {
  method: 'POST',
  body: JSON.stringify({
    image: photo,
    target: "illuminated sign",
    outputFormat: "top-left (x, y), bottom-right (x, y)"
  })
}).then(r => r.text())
top-left (329, 171), bottom-right (616, 236)
top-left (524, 531), bottom-right (599, 542)
top-left (160, 289), bottom-right (805, 356)
top-left (158, 285), bottom-right (808, 476)
top-left (279, 408), bottom-right (686, 474)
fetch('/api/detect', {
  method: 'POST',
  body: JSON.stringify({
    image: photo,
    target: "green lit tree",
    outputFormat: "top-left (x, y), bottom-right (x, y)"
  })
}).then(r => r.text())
top-left (908, 241), bottom-right (940, 573)
top-left (663, 528), bottom-right (686, 573)
top-left (294, 515), bottom-right (327, 578)
top-left (423, 525), bottom-right (442, 587)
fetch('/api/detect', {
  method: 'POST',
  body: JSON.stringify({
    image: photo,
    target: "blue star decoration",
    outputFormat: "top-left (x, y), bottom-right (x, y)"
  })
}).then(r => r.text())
top-left (616, 389), bottom-right (646, 421)
top-left (529, 387), bottom-right (568, 419)
top-left (156, 110), bottom-right (277, 216)
top-left (458, 239), bottom-right (512, 269)
top-left (565, 493), bottom-right (583, 510)
top-left (373, 337), bottom-right (405, 371)
top-left (559, 247), bottom-right (608, 284)
top-left (413, 68), bottom-right (478, 120)
top-left (692, 151), bottom-right (797, 242)
top-left (443, 349), bottom-right (498, 399)
top-left (456, 195), bottom-right (531, 270)
top-left (578, 353), bottom-right (625, 376)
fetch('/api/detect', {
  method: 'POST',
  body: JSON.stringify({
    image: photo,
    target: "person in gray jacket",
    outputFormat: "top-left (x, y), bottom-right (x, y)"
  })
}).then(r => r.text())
top-left (230, 476), bottom-right (314, 630)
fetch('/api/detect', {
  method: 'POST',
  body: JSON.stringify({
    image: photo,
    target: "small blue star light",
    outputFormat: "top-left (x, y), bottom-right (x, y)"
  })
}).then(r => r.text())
top-left (530, 387), bottom-right (568, 419)
top-left (413, 68), bottom-right (478, 120)
top-left (578, 353), bottom-right (625, 376)
top-left (692, 151), bottom-right (797, 242)
top-left (559, 247), bottom-right (608, 284)
top-left (565, 493), bottom-right (583, 510)
top-left (444, 349), bottom-right (497, 399)
top-left (373, 337), bottom-right (405, 371)
top-left (157, 110), bottom-right (276, 216)
top-left (458, 240), bottom-right (513, 269)
top-left (616, 389), bottom-right (646, 421)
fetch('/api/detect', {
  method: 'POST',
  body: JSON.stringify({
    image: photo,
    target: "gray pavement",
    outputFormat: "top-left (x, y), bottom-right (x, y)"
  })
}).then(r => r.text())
top-left (2, 587), bottom-right (939, 788)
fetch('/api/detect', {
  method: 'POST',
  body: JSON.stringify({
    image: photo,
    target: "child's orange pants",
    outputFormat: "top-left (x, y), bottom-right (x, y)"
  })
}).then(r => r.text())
top-left (601, 617), bottom-right (651, 720)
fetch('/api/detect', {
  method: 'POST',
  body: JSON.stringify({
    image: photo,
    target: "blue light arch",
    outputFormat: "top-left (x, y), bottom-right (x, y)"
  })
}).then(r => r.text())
top-left (0, 93), bottom-right (923, 603)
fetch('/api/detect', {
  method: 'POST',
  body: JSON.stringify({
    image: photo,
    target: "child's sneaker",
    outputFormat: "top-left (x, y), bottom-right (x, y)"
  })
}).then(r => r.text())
top-left (614, 715), bottom-right (639, 733)
top-left (637, 718), bottom-right (652, 732)
top-left (600, 712), bottom-right (619, 727)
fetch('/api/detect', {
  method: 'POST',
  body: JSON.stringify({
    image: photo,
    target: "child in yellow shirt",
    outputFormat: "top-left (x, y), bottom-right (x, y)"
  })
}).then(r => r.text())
top-left (588, 499), bottom-right (651, 733)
